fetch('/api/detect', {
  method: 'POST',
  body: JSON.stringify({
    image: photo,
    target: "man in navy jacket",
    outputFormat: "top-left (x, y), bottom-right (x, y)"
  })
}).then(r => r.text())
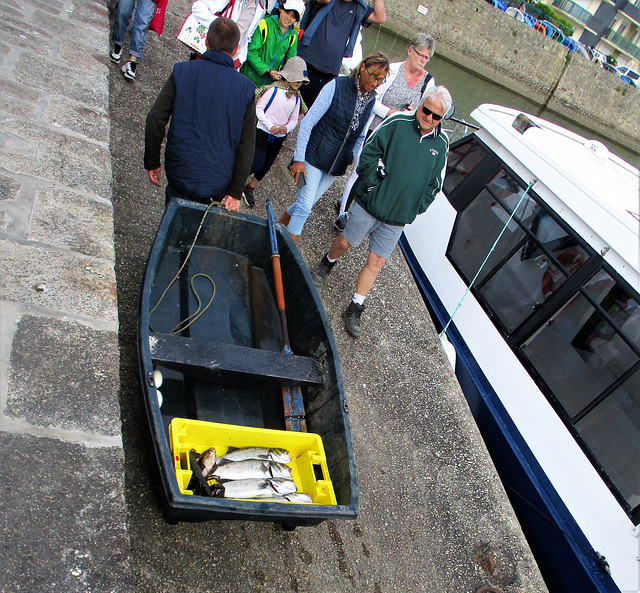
top-left (144, 17), bottom-right (256, 211)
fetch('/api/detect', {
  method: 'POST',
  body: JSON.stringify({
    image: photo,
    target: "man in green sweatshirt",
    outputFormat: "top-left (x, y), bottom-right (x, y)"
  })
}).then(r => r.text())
top-left (311, 85), bottom-right (451, 338)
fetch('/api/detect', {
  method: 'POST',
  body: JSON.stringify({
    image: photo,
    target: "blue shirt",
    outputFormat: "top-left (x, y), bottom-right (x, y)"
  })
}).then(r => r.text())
top-left (298, 0), bottom-right (373, 76)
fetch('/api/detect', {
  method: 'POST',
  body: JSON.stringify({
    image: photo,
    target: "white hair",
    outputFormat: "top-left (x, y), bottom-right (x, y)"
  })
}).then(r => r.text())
top-left (424, 85), bottom-right (452, 117)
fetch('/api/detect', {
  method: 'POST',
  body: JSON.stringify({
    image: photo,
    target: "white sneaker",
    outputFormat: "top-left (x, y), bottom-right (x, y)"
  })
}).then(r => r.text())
top-left (121, 61), bottom-right (136, 80)
top-left (110, 46), bottom-right (122, 64)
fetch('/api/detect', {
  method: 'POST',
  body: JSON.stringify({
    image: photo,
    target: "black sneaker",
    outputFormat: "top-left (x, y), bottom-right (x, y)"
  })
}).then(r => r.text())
top-left (334, 213), bottom-right (348, 231)
top-left (122, 61), bottom-right (136, 80)
top-left (110, 44), bottom-right (122, 64)
top-left (342, 301), bottom-right (365, 338)
top-left (310, 253), bottom-right (336, 287)
top-left (243, 185), bottom-right (255, 208)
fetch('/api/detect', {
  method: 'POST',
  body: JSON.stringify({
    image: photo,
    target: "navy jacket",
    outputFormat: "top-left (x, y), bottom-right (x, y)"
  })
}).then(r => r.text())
top-left (145, 50), bottom-right (256, 201)
top-left (306, 76), bottom-right (375, 176)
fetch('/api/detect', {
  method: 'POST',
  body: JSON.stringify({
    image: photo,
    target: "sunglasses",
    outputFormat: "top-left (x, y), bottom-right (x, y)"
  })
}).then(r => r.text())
top-left (422, 105), bottom-right (443, 120)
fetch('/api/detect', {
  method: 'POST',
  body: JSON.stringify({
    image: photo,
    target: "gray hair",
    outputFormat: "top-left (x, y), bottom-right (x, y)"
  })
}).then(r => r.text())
top-left (424, 85), bottom-right (452, 117)
top-left (408, 32), bottom-right (435, 56)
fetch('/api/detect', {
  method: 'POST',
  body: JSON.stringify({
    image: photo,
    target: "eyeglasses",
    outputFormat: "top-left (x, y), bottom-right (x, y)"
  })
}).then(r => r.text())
top-left (364, 67), bottom-right (387, 84)
top-left (412, 47), bottom-right (431, 61)
top-left (421, 105), bottom-right (443, 120)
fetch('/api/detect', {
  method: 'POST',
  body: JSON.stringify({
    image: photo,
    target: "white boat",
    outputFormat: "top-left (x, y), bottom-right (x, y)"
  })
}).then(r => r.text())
top-left (400, 104), bottom-right (640, 593)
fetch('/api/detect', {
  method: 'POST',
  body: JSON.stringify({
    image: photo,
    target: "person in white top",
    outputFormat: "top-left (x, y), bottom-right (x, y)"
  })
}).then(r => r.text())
top-left (242, 57), bottom-right (310, 208)
top-left (191, 0), bottom-right (277, 65)
top-left (334, 32), bottom-right (436, 230)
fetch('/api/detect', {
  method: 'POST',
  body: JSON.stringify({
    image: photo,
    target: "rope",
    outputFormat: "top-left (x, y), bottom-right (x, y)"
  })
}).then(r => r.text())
top-left (149, 202), bottom-right (217, 334)
top-left (440, 180), bottom-right (535, 338)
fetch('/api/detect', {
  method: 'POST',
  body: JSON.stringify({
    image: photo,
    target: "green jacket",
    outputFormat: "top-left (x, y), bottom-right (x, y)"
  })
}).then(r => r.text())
top-left (355, 112), bottom-right (449, 226)
top-left (240, 16), bottom-right (298, 87)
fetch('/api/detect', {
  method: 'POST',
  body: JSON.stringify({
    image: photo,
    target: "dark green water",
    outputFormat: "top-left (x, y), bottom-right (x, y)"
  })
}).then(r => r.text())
top-left (363, 25), bottom-right (640, 167)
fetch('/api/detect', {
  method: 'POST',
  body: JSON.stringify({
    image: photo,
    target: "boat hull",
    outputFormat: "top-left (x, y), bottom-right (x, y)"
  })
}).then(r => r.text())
top-left (138, 199), bottom-right (357, 525)
top-left (400, 235), bottom-right (621, 593)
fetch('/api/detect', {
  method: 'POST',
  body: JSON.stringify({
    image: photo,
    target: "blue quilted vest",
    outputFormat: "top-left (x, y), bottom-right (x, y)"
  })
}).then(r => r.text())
top-left (165, 51), bottom-right (255, 200)
top-left (306, 76), bottom-right (374, 176)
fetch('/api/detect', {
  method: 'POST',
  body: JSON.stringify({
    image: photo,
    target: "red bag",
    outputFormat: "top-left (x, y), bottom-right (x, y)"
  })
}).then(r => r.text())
top-left (149, 0), bottom-right (168, 35)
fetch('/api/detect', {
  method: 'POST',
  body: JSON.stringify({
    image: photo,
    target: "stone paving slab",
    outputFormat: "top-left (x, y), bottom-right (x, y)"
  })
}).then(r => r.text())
top-left (0, 0), bottom-right (130, 590)
top-left (0, 431), bottom-right (131, 593)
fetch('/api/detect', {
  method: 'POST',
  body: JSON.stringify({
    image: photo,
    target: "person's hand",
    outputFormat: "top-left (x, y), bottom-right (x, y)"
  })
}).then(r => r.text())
top-left (278, 126), bottom-right (287, 135)
top-left (148, 168), bottom-right (162, 187)
top-left (268, 70), bottom-right (281, 81)
top-left (222, 195), bottom-right (240, 212)
top-left (289, 161), bottom-right (306, 185)
top-left (270, 125), bottom-right (280, 135)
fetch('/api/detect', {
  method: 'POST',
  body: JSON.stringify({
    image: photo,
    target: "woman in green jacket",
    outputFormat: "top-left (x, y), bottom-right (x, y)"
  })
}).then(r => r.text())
top-left (240, 0), bottom-right (304, 87)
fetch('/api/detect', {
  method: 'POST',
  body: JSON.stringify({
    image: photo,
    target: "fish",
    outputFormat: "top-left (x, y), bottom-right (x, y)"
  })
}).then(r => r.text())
top-left (215, 478), bottom-right (297, 499)
top-left (211, 459), bottom-right (292, 482)
top-left (198, 447), bottom-right (218, 478)
top-left (269, 492), bottom-right (313, 503)
top-left (218, 447), bottom-right (291, 464)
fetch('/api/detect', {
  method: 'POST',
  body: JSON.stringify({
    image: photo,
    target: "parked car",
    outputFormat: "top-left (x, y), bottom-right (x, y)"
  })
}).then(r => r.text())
top-left (485, 0), bottom-right (507, 11)
top-left (602, 62), bottom-right (618, 74)
top-left (619, 75), bottom-right (637, 87)
top-left (574, 41), bottom-right (593, 61)
top-left (589, 47), bottom-right (607, 65)
top-left (616, 65), bottom-right (640, 84)
top-left (540, 20), bottom-right (565, 43)
top-left (505, 7), bottom-right (536, 27)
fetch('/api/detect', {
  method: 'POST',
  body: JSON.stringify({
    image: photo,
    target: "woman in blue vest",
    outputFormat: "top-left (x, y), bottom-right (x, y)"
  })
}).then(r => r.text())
top-left (280, 52), bottom-right (390, 242)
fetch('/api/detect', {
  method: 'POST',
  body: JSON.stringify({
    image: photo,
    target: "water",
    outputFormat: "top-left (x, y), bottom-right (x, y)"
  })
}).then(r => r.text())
top-left (362, 25), bottom-right (640, 166)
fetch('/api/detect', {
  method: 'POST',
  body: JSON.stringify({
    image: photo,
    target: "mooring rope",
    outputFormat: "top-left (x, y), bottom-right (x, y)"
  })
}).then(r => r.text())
top-left (149, 202), bottom-right (217, 334)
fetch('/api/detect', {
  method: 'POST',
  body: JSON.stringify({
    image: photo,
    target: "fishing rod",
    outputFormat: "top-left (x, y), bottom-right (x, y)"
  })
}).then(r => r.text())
top-left (266, 201), bottom-right (307, 432)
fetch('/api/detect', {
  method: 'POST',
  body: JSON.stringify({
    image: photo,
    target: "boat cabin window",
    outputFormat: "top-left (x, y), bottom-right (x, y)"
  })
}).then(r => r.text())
top-left (444, 148), bottom-right (640, 522)
top-left (442, 139), bottom-right (487, 195)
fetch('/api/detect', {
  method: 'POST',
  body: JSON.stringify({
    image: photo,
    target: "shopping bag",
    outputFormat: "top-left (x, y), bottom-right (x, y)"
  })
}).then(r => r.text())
top-left (176, 12), bottom-right (209, 54)
top-left (149, 0), bottom-right (168, 35)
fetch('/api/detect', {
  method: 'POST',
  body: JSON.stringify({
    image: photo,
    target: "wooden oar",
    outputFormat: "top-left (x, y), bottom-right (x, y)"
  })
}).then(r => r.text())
top-left (266, 201), bottom-right (307, 432)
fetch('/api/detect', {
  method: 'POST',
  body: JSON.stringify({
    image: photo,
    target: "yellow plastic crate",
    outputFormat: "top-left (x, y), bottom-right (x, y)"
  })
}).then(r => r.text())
top-left (168, 418), bottom-right (337, 505)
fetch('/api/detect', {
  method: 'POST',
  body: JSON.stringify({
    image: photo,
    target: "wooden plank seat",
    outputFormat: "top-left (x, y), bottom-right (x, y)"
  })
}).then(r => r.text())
top-left (148, 332), bottom-right (324, 387)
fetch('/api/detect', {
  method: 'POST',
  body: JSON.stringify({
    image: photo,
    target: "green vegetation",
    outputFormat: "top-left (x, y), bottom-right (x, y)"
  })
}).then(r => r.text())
top-left (524, 1), bottom-right (575, 36)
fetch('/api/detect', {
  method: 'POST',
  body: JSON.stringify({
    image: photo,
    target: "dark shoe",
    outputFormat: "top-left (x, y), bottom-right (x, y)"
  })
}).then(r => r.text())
top-left (243, 185), bottom-right (255, 208)
top-left (110, 44), bottom-right (122, 64)
top-left (310, 254), bottom-right (336, 287)
top-left (122, 61), bottom-right (136, 80)
top-left (334, 213), bottom-right (348, 231)
top-left (334, 198), bottom-right (342, 212)
top-left (342, 301), bottom-right (365, 338)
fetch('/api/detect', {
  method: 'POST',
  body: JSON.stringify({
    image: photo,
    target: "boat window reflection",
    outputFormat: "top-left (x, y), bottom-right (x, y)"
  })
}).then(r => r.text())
top-left (446, 161), bottom-right (640, 516)
top-left (523, 276), bottom-right (640, 512)
top-left (443, 139), bottom-right (487, 195)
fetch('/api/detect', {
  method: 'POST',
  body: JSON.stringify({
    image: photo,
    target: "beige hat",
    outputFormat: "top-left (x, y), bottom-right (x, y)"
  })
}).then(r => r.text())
top-left (280, 56), bottom-right (309, 84)
top-left (281, 0), bottom-right (305, 20)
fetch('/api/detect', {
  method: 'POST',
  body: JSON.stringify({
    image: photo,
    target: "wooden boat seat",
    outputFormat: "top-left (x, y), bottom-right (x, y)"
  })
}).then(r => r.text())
top-left (149, 332), bottom-right (324, 387)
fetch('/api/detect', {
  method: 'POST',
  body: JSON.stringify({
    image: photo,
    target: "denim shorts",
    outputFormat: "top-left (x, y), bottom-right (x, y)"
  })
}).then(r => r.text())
top-left (342, 201), bottom-right (404, 260)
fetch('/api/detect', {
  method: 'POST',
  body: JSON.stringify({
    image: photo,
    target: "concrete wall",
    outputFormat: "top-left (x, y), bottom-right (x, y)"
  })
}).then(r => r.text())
top-left (381, 0), bottom-right (640, 153)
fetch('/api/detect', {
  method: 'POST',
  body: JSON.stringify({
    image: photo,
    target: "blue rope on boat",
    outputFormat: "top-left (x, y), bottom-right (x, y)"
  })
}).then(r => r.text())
top-left (440, 180), bottom-right (536, 339)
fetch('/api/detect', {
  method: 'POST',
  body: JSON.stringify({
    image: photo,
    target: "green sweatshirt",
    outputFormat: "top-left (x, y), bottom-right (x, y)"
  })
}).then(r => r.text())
top-left (355, 112), bottom-right (449, 226)
top-left (240, 15), bottom-right (298, 88)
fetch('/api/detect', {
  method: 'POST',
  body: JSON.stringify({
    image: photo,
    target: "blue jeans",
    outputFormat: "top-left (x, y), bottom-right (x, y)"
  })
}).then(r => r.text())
top-left (112, 0), bottom-right (157, 59)
top-left (286, 162), bottom-right (337, 235)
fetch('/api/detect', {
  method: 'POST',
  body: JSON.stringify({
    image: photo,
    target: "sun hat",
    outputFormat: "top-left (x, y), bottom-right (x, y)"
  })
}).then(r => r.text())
top-left (279, 56), bottom-right (309, 84)
top-left (281, 0), bottom-right (305, 20)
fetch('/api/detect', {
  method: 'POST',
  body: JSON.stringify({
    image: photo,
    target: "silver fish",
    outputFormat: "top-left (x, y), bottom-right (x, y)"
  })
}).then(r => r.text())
top-left (269, 492), bottom-right (313, 503)
top-left (219, 478), bottom-right (297, 499)
top-left (219, 447), bottom-right (291, 464)
top-left (198, 447), bottom-right (218, 478)
top-left (212, 459), bottom-right (292, 482)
